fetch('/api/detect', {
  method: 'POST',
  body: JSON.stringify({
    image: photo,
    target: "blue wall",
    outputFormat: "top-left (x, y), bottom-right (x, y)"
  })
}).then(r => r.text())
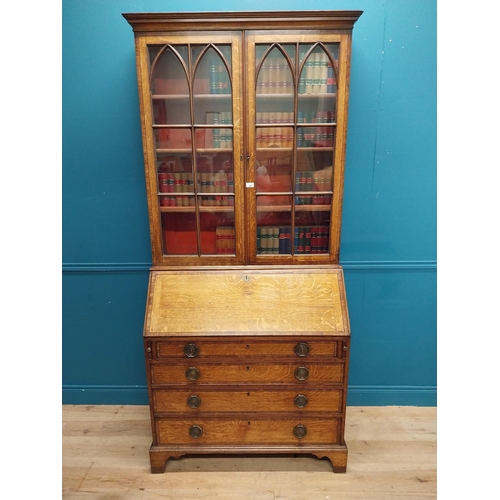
top-left (62, 0), bottom-right (436, 405)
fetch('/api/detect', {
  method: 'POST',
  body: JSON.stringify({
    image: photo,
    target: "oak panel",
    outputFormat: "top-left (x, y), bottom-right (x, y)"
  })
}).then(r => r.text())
top-left (153, 388), bottom-right (342, 413)
top-left (151, 363), bottom-right (344, 385)
top-left (147, 270), bottom-right (347, 335)
top-left (156, 417), bottom-right (340, 445)
top-left (156, 338), bottom-right (338, 358)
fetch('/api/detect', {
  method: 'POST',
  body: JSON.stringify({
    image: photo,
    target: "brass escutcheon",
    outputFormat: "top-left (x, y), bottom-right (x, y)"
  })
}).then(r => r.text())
top-left (293, 424), bottom-right (307, 439)
top-left (185, 367), bottom-right (200, 381)
top-left (294, 394), bottom-right (308, 408)
top-left (294, 342), bottom-right (310, 357)
top-left (294, 366), bottom-right (309, 381)
top-left (189, 425), bottom-right (203, 438)
top-left (187, 395), bottom-right (201, 408)
top-left (184, 343), bottom-right (199, 358)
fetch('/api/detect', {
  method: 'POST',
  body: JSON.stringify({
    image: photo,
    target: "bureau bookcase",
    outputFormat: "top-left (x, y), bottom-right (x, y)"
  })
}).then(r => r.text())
top-left (123, 10), bottom-right (362, 473)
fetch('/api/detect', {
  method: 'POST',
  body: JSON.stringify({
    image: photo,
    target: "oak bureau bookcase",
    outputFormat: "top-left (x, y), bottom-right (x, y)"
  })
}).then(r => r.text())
top-left (123, 10), bottom-right (362, 473)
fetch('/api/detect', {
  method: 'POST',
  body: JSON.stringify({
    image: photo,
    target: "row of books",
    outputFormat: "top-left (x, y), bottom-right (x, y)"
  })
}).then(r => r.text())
top-left (257, 56), bottom-right (294, 95)
top-left (295, 195), bottom-right (332, 205)
top-left (299, 52), bottom-right (336, 94)
top-left (198, 172), bottom-right (234, 193)
top-left (160, 196), bottom-right (195, 207)
top-left (215, 226), bottom-right (235, 254)
top-left (256, 128), bottom-right (293, 148)
top-left (209, 65), bottom-right (231, 94)
top-left (297, 128), bottom-right (334, 148)
top-left (158, 172), bottom-right (234, 194)
top-left (159, 195), bottom-right (235, 207)
top-left (255, 127), bottom-right (334, 149)
top-left (256, 225), bottom-right (330, 254)
top-left (255, 53), bottom-right (337, 95)
top-left (295, 170), bottom-right (332, 192)
top-left (206, 111), bottom-right (233, 148)
top-left (255, 111), bottom-right (335, 125)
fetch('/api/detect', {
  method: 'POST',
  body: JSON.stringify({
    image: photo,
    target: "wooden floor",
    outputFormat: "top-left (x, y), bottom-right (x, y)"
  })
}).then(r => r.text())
top-left (62, 405), bottom-right (436, 499)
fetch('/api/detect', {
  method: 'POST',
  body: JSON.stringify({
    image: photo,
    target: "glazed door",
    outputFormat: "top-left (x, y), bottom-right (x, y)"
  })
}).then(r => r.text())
top-left (135, 34), bottom-right (244, 265)
top-left (245, 34), bottom-right (352, 264)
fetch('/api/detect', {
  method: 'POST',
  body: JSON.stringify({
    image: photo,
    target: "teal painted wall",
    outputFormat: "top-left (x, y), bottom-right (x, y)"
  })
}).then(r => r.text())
top-left (62, 0), bottom-right (436, 405)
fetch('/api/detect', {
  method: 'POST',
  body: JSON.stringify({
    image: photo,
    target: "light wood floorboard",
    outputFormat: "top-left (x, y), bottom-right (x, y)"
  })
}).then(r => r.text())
top-left (62, 405), bottom-right (436, 499)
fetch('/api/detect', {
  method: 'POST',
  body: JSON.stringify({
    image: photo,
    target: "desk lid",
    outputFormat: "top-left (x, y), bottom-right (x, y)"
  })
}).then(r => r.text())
top-left (144, 267), bottom-right (350, 337)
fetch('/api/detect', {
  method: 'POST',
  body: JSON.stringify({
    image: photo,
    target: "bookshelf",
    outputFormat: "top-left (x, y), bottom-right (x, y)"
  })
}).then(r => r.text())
top-left (124, 10), bottom-right (361, 475)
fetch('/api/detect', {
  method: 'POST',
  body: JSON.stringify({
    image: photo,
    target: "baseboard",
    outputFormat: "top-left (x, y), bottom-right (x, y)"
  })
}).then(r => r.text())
top-left (62, 385), bottom-right (149, 405)
top-left (347, 385), bottom-right (437, 406)
top-left (62, 384), bottom-right (436, 406)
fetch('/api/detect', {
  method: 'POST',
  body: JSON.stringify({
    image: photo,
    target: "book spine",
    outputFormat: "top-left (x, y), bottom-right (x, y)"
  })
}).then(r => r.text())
top-left (272, 227), bottom-right (279, 254)
top-left (285, 226), bottom-right (291, 254)
top-left (304, 227), bottom-right (311, 254)
top-left (279, 227), bottom-right (286, 254)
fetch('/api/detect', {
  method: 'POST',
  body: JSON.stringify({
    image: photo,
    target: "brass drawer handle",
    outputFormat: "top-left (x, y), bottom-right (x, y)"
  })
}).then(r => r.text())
top-left (189, 425), bottom-right (203, 439)
top-left (293, 424), bottom-right (307, 439)
top-left (294, 366), bottom-right (309, 381)
top-left (187, 395), bottom-right (201, 409)
top-left (184, 343), bottom-right (199, 358)
top-left (294, 394), bottom-right (308, 408)
top-left (185, 367), bottom-right (200, 381)
top-left (294, 342), bottom-right (310, 357)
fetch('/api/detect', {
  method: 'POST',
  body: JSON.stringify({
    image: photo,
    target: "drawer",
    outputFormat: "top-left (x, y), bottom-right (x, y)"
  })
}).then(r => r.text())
top-left (150, 362), bottom-right (344, 385)
top-left (156, 417), bottom-right (341, 446)
top-left (153, 388), bottom-right (343, 413)
top-left (153, 338), bottom-right (339, 359)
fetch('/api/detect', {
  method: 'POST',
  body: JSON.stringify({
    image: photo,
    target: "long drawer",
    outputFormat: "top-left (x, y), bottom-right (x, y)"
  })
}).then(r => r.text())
top-left (153, 338), bottom-right (340, 359)
top-left (150, 362), bottom-right (344, 385)
top-left (152, 388), bottom-right (343, 413)
top-left (156, 417), bottom-right (341, 446)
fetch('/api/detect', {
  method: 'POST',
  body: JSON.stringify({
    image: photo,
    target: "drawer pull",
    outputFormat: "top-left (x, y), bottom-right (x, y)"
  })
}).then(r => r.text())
top-left (294, 342), bottom-right (310, 357)
top-left (184, 343), bottom-right (199, 358)
top-left (293, 424), bottom-right (307, 439)
top-left (294, 366), bottom-right (309, 381)
top-left (189, 425), bottom-right (203, 439)
top-left (187, 395), bottom-right (201, 409)
top-left (185, 367), bottom-right (200, 381)
top-left (294, 394), bottom-right (308, 408)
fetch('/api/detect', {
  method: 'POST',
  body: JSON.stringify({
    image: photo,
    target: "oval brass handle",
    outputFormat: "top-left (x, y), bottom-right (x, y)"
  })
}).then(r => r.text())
top-left (293, 424), bottom-right (307, 439)
top-left (185, 367), bottom-right (200, 381)
top-left (294, 342), bottom-right (310, 357)
top-left (189, 424), bottom-right (203, 439)
top-left (294, 366), bottom-right (309, 381)
top-left (294, 394), bottom-right (308, 408)
top-left (184, 343), bottom-right (199, 358)
top-left (187, 395), bottom-right (201, 409)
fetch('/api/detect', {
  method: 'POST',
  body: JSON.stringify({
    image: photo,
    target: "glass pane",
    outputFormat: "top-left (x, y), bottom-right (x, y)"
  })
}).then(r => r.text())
top-left (256, 203), bottom-right (292, 255)
top-left (256, 151), bottom-right (293, 195)
top-left (157, 153), bottom-right (194, 208)
top-left (196, 149), bottom-right (234, 203)
top-left (256, 46), bottom-right (294, 95)
top-left (294, 212), bottom-right (331, 255)
top-left (154, 128), bottom-right (192, 150)
top-left (192, 45), bottom-right (232, 124)
top-left (150, 45), bottom-right (190, 124)
top-left (200, 212), bottom-right (235, 255)
top-left (162, 212), bottom-right (198, 255)
top-left (297, 149), bottom-right (334, 191)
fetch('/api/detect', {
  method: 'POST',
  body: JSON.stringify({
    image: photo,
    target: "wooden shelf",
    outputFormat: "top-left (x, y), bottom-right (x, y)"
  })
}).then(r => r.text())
top-left (152, 94), bottom-right (232, 99)
top-left (256, 204), bottom-right (331, 212)
top-left (256, 92), bottom-right (337, 98)
top-left (160, 206), bottom-right (235, 213)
